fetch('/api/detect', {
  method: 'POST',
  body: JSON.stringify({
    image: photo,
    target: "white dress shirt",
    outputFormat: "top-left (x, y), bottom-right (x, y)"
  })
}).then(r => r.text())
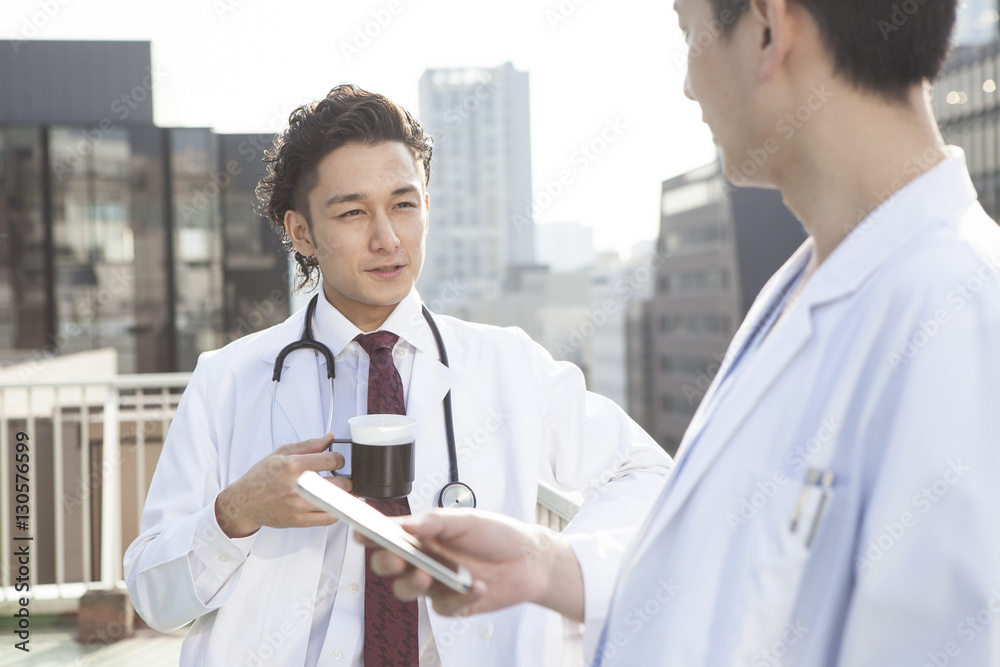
top-left (305, 288), bottom-right (440, 666)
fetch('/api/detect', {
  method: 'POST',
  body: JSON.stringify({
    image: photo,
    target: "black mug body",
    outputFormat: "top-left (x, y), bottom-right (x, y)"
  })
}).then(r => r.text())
top-left (351, 441), bottom-right (415, 499)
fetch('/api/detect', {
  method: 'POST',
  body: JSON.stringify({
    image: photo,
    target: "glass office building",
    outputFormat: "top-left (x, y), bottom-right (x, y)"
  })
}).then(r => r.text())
top-left (934, 3), bottom-right (1000, 222)
top-left (631, 164), bottom-right (806, 455)
top-left (0, 41), bottom-right (287, 373)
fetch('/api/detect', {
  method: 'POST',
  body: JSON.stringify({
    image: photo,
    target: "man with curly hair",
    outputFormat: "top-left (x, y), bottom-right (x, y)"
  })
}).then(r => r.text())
top-left (124, 84), bottom-right (671, 666)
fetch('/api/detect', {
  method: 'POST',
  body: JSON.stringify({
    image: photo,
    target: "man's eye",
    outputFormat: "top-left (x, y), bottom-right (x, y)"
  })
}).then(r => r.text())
top-left (342, 209), bottom-right (364, 217)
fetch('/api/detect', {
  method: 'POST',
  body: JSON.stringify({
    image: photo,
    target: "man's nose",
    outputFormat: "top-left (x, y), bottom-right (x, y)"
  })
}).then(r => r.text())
top-left (370, 211), bottom-right (400, 251)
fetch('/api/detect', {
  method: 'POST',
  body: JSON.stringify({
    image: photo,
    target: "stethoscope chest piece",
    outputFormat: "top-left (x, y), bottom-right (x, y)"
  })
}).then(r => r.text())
top-left (438, 482), bottom-right (476, 509)
top-left (275, 294), bottom-right (478, 509)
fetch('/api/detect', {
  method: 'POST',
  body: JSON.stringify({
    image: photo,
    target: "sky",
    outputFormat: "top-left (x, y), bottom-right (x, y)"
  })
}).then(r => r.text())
top-left (2, 0), bottom-right (718, 258)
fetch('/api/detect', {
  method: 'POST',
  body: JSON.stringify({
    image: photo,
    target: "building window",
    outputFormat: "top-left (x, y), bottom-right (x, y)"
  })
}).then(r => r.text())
top-left (660, 355), bottom-right (672, 372)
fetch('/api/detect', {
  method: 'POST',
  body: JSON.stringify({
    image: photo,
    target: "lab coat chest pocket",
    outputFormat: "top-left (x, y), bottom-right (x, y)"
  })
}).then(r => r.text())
top-left (732, 465), bottom-right (836, 666)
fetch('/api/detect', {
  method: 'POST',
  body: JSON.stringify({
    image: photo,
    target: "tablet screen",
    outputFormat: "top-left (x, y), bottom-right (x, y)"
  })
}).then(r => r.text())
top-left (295, 471), bottom-right (473, 593)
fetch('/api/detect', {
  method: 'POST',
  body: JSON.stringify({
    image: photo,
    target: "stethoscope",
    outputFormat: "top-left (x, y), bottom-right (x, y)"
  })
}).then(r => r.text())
top-left (269, 294), bottom-right (476, 509)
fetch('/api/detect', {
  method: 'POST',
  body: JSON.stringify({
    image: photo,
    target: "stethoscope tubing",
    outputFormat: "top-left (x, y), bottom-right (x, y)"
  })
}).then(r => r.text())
top-left (268, 294), bottom-right (472, 507)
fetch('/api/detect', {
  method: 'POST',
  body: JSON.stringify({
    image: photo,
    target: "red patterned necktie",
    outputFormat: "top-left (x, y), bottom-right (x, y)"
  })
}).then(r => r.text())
top-left (355, 331), bottom-right (419, 667)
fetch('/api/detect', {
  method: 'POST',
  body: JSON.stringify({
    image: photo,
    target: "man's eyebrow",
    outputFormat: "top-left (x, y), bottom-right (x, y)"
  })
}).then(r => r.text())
top-left (324, 192), bottom-right (365, 208)
top-left (324, 186), bottom-right (420, 209)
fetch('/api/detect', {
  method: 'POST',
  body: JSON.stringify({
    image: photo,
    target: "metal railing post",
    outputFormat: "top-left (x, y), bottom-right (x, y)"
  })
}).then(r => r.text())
top-left (100, 384), bottom-right (122, 587)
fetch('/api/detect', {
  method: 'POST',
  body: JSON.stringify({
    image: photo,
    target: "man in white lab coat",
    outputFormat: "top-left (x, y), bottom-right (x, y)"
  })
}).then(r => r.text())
top-left (371, 1), bottom-right (1000, 665)
top-left (123, 85), bottom-right (671, 666)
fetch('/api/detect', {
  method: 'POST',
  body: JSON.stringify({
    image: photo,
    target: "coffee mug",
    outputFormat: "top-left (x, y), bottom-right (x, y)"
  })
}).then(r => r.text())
top-left (346, 415), bottom-right (416, 499)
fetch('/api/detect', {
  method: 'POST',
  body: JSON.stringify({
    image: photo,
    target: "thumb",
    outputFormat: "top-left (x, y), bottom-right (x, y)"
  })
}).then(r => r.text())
top-left (281, 432), bottom-right (336, 456)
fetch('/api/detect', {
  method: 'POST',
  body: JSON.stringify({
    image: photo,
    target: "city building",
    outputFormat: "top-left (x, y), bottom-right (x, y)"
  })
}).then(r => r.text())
top-left (417, 63), bottom-right (534, 306)
top-left (589, 249), bottom-right (658, 411)
top-left (631, 162), bottom-right (805, 455)
top-left (934, 2), bottom-right (1000, 222)
top-left (0, 41), bottom-right (287, 374)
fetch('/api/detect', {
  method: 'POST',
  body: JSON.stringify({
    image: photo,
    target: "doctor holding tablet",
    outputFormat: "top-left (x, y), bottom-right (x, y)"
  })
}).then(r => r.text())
top-left (124, 84), bottom-right (671, 667)
top-left (370, 1), bottom-right (1000, 665)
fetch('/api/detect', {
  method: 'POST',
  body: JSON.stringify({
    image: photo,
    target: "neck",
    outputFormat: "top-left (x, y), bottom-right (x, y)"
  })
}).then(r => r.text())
top-left (772, 84), bottom-right (947, 266)
top-left (323, 285), bottom-right (397, 333)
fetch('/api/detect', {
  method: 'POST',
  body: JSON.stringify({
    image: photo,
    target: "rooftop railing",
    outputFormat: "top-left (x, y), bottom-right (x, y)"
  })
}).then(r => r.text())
top-left (0, 374), bottom-right (581, 613)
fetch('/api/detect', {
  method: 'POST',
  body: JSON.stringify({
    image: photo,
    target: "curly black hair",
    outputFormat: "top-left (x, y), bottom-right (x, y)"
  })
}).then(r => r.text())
top-left (256, 84), bottom-right (433, 291)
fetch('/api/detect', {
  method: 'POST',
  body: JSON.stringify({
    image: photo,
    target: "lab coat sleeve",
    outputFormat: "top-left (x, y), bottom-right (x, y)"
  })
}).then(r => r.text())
top-left (837, 292), bottom-right (1000, 665)
top-left (516, 329), bottom-right (672, 659)
top-left (124, 353), bottom-right (258, 632)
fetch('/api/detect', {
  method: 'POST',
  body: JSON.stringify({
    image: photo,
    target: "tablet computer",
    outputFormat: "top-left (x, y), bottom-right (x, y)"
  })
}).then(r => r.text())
top-left (295, 471), bottom-right (473, 594)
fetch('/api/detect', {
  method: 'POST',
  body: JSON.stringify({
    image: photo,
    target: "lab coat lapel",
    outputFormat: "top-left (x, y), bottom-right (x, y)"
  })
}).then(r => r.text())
top-left (260, 309), bottom-right (328, 447)
top-left (631, 150), bottom-right (983, 565)
top-left (405, 320), bottom-right (456, 516)
top-left (634, 243), bottom-right (817, 554)
top-left (654, 302), bottom-right (815, 533)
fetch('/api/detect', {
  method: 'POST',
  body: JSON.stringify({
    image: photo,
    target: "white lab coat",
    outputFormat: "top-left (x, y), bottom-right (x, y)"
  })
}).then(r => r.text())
top-left (124, 293), bottom-right (671, 666)
top-left (592, 150), bottom-right (1000, 666)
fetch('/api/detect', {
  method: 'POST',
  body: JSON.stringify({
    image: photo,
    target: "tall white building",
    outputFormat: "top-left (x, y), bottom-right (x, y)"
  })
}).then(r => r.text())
top-left (418, 63), bottom-right (534, 307)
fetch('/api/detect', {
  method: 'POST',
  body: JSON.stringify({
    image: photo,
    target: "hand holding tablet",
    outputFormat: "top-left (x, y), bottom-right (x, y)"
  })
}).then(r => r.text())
top-left (295, 471), bottom-right (472, 593)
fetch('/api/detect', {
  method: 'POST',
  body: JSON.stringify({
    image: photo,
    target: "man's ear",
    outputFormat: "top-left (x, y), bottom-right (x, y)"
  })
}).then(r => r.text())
top-left (750, 0), bottom-right (793, 80)
top-left (284, 209), bottom-right (316, 256)
top-left (423, 192), bottom-right (430, 238)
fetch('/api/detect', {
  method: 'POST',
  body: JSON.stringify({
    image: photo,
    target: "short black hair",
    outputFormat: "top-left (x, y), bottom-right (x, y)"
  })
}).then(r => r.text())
top-left (256, 84), bottom-right (433, 290)
top-left (709, 0), bottom-right (957, 102)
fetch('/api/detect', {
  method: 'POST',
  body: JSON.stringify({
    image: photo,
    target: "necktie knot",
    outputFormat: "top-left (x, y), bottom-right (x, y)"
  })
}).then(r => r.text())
top-left (356, 331), bottom-right (400, 357)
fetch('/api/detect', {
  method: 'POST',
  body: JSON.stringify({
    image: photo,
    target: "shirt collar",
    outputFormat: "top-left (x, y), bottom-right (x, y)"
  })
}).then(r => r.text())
top-left (796, 145), bottom-right (979, 310)
top-left (311, 285), bottom-right (433, 356)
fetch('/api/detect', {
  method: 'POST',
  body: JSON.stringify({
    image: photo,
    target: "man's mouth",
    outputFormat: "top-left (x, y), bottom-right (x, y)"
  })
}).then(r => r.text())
top-left (370, 265), bottom-right (404, 273)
